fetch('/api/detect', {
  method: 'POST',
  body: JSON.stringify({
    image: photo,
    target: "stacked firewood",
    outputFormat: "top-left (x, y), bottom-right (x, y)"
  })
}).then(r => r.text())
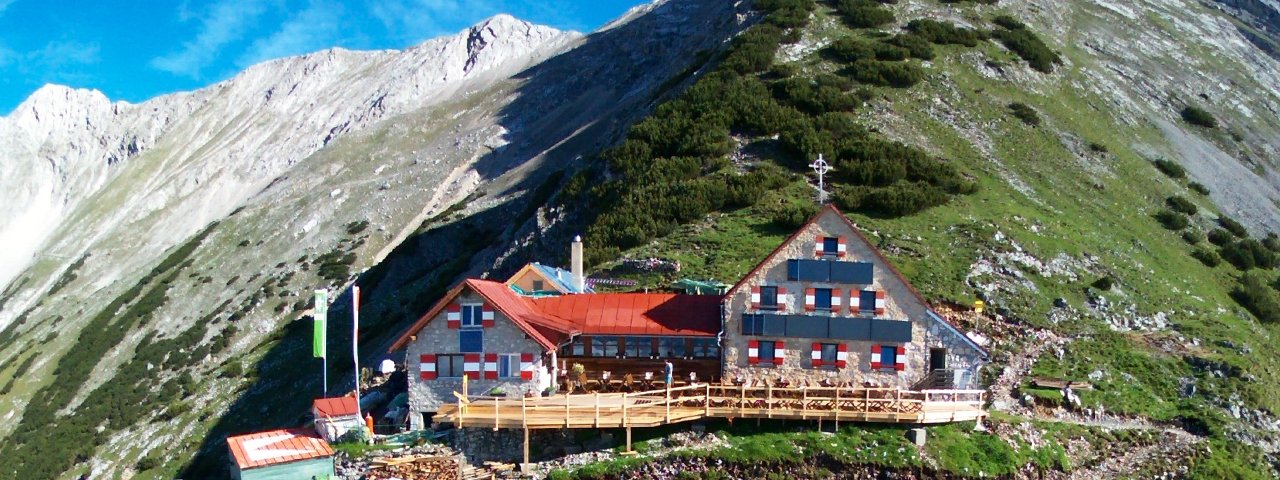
top-left (365, 455), bottom-right (460, 480)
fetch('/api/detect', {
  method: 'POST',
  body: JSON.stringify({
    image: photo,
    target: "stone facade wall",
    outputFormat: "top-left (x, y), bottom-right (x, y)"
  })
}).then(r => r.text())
top-left (722, 210), bottom-right (985, 389)
top-left (405, 290), bottom-right (547, 427)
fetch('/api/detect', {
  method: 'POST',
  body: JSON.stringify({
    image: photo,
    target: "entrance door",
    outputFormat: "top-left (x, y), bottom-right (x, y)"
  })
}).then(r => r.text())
top-left (929, 348), bottom-right (947, 371)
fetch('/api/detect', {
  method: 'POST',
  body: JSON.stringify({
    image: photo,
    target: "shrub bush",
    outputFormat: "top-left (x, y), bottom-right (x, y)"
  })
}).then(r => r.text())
top-left (832, 0), bottom-right (896, 28)
top-left (1152, 158), bottom-right (1187, 179)
top-left (1166, 195), bottom-right (1198, 215)
top-left (1232, 272), bottom-right (1280, 323)
top-left (1218, 216), bottom-right (1248, 237)
top-left (1192, 247), bottom-right (1222, 267)
top-left (1220, 239), bottom-right (1277, 270)
top-left (1182, 230), bottom-right (1206, 245)
top-left (1181, 106), bottom-right (1218, 129)
top-left (1188, 182), bottom-right (1210, 195)
top-left (1091, 276), bottom-right (1114, 291)
top-left (1154, 209), bottom-right (1189, 230)
top-left (1207, 228), bottom-right (1234, 246)
top-left (1264, 233), bottom-right (1280, 253)
top-left (905, 19), bottom-right (984, 46)
top-left (824, 37), bottom-right (877, 63)
top-left (847, 59), bottom-right (925, 88)
top-left (885, 33), bottom-right (935, 60)
top-left (1008, 102), bottom-right (1041, 126)
top-left (992, 21), bottom-right (1061, 73)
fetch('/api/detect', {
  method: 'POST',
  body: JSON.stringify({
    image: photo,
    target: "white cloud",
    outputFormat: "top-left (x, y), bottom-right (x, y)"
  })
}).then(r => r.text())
top-left (235, 1), bottom-right (343, 67)
top-left (150, 0), bottom-right (268, 78)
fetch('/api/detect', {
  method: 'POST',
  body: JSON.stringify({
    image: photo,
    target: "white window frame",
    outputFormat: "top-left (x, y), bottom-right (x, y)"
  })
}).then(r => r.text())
top-left (460, 303), bottom-right (484, 328)
top-left (498, 353), bottom-right (521, 378)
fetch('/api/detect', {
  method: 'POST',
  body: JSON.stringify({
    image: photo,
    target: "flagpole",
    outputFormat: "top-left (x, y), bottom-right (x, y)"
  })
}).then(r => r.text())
top-left (314, 289), bottom-right (328, 397)
top-left (353, 285), bottom-right (362, 422)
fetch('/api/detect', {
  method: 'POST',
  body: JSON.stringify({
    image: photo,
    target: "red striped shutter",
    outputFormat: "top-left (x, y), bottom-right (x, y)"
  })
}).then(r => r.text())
top-left (804, 288), bottom-right (816, 312)
top-left (875, 291), bottom-right (886, 316)
top-left (835, 344), bottom-right (848, 368)
top-left (463, 353), bottom-right (480, 380)
top-left (750, 287), bottom-right (761, 310)
top-left (850, 292), bottom-right (860, 312)
top-left (446, 304), bottom-right (461, 329)
top-left (814, 238), bottom-right (825, 257)
top-left (836, 236), bottom-right (847, 258)
top-left (895, 346), bottom-right (906, 371)
top-left (419, 354), bottom-right (436, 380)
top-left (483, 353), bottom-right (498, 380)
top-left (831, 288), bottom-right (843, 313)
top-left (481, 305), bottom-right (495, 328)
top-left (870, 345), bottom-right (882, 370)
top-left (777, 287), bottom-right (788, 313)
top-left (520, 353), bottom-right (534, 380)
top-left (747, 340), bottom-right (760, 365)
top-left (773, 342), bottom-right (786, 366)
top-left (811, 342), bottom-right (823, 367)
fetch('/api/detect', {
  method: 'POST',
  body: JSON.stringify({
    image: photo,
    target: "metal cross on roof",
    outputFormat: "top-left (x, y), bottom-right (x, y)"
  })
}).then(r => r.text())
top-left (809, 154), bottom-right (833, 205)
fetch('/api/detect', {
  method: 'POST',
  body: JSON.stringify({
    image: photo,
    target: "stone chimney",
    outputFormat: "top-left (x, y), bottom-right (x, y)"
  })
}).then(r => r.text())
top-left (571, 235), bottom-right (584, 293)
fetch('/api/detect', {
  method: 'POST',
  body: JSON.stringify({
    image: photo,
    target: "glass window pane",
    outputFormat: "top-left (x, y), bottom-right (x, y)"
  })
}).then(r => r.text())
top-left (571, 337), bottom-right (585, 356)
top-left (760, 286), bottom-right (778, 308)
top-left (758, 340), bottom-right (775, 362)
top-left (659, 338), bottom-right (682, 357)
top-left (823, 237), bottom-right (838, 255)
top-left (816, 288), bottom-right (832, 310)
top-left (624, 337), bottom-right (650, 358)
top-left (821, 343), bottom-right (837, 363)
top-left (880, 345), bottom-right (896, 367)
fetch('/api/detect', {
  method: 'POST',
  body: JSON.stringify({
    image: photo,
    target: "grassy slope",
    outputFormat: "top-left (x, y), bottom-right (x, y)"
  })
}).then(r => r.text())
top-left (586, 2), bottom-right (1278, 477)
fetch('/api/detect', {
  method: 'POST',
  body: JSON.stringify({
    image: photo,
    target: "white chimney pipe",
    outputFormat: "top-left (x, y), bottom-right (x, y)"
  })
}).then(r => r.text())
top-left (571, 235), bottom-right (584, 293)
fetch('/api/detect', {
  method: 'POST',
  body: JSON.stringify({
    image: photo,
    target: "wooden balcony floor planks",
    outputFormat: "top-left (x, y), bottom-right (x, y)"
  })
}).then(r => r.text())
top-left (435, 385), bottom-right (985, 430)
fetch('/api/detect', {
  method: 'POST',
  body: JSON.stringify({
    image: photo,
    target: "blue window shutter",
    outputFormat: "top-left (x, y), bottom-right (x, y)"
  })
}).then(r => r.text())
top-left (787, 260), bottom-right (799, 281)
top-left (459, 330), bottom-right (483, 352)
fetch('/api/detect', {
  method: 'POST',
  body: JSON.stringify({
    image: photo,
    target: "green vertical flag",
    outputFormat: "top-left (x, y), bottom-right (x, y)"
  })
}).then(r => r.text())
top-left (313, 289), bottom-right (327, 358)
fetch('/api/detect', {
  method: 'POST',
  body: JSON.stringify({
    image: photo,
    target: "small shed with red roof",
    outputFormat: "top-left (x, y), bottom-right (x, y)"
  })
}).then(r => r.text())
top-left (311, 396), bottom-right (361, 442)
top-left (226, 428), bottom-right (334, 480)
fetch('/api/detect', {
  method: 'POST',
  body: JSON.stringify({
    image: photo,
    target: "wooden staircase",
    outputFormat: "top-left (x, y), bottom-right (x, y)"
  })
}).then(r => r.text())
top-left (911, 369), bottom-right (957, 391)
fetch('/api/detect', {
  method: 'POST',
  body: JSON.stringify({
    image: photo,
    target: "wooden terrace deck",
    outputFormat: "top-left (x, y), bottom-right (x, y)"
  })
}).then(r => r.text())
top-left (436, 384), bottom-right (986, 430)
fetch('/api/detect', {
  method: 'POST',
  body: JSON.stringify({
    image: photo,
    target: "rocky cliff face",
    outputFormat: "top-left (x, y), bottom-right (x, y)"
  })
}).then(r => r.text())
top-left (0, 14), bottom-right (577, 297)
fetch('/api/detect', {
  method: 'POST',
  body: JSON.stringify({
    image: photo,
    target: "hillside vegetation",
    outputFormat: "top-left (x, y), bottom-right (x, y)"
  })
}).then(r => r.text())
top-left (558, 0), bottom-right (1280, 477)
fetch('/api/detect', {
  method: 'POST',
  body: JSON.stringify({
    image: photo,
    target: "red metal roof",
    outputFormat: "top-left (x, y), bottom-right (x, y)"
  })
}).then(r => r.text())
top-left (312, 396), bottom-right (359, 418)
top-left (226, 428), bottom-right (334, 470)
top-left (530, 293), bottom-right (721, 336)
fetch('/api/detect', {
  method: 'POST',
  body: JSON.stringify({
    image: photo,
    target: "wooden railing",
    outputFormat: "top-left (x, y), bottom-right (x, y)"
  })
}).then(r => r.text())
top-left (440, 384), bottom-right (985, 429)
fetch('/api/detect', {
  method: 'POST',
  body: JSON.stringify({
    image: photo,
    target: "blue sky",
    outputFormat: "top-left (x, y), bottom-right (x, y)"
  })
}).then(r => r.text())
top-left (0, 0), bottom-right (646, 115)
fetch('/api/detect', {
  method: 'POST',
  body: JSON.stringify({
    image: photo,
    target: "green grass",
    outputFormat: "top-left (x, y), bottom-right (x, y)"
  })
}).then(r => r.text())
top-left (330, 441), bottom-right (400, 458)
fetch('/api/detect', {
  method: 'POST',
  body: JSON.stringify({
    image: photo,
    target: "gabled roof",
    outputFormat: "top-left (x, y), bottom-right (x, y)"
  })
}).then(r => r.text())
top-left (531, 293), bottom-right (721, 336)
top-left (388, 279), bottom-right (580, 352)
top-left (312, 397), bottom-right (359, 418)
top-left (726, 204), bottom-right (989, 357)
top-left (506, 262), bottom-right (593, 295)
top-left (226, 428), bottom-right (334, 470)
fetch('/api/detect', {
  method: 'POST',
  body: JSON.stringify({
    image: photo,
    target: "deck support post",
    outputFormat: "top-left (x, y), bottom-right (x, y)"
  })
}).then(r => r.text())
top-left (665, 385), bottom-right (671, 424)
top-left (626, 426), bottom-right (633, 454)
top-left (523, 426), bottom-right (530, 467)
top-left (802, 388), bottom-right (807, 420)
top-left (834, 387), bottom-right (840, 429)
top-left (594, 393), bottom-right (601, 428)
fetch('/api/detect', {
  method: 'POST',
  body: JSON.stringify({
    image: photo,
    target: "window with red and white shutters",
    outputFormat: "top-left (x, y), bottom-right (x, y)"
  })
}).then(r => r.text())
top-left (419, 354), bottom-right (436, 380)
top-left (747, 340), bottom-right (784, 366)
top-left (870, 345), bottom-right (906, 371)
